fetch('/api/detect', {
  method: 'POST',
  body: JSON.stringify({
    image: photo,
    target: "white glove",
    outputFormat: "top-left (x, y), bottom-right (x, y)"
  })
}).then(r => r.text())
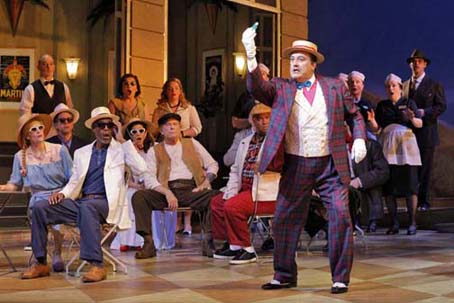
top-left (351, 138), bottom-right (367, 164)
top-left (241, 23), bottom-right (257, 60)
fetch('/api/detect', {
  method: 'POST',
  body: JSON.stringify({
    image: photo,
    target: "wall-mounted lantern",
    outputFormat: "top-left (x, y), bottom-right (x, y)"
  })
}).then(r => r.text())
top-left (233, 52), bottom-right (246, 78)
top-left (64, 57), bottom-right (80, 80)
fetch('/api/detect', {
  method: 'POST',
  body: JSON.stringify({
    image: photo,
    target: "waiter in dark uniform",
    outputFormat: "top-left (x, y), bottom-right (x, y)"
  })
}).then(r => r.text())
top-left (20, 54), bottom-right (73, 115)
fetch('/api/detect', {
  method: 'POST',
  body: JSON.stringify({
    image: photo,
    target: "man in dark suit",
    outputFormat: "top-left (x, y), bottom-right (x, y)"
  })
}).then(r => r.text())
top-left (242, 24), bottom-right (366, 294)
top-left (47, 103), bottom-right (88, 158)
top-left (350, 139), bottom-right (389, 232)
top-left (402, 50), bottom-right (447, 211)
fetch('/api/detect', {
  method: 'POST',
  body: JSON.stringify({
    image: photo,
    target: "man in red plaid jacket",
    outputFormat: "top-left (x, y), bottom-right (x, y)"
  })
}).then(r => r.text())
top-left (242, 24), bottom-right (367, 294)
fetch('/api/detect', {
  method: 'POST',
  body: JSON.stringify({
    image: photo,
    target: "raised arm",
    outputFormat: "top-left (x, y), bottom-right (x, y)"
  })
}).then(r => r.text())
top-left (242, 24), bottom-right (276, 106)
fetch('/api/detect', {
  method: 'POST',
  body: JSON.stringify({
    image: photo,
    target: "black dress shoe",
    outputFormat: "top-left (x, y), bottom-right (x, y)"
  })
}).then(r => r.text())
top-left (331, 285), bottom-right (348, 294)
top-left (261, 281), bottom-right (297, 290)
top-left (261, 237), bottom-right (274, 251)
top-left (386, 226), bottom-right (399, 235)
top-left (367, 221), bottom-right (377, 233)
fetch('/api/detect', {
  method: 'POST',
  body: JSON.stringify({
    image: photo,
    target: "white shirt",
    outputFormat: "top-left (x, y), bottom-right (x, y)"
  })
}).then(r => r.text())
top-left (143, 138), bottom-right (219, 190)
top-left (19, 78), bottom-right (73, 115)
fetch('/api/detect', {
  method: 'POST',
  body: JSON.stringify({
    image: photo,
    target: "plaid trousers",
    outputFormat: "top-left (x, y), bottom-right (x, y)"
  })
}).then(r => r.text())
top-left (273, 154), bottom-right (353, 284)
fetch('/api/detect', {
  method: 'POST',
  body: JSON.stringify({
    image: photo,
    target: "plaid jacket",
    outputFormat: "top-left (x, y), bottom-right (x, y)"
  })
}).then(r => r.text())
top-left (247, 67), bottom-right (366, 185)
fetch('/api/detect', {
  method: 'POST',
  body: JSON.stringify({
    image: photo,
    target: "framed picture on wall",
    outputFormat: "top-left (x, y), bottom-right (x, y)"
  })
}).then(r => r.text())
top-left (0, 48), bottom-right (35, 109)
top-left (200, 49), bottom-right (225, 117)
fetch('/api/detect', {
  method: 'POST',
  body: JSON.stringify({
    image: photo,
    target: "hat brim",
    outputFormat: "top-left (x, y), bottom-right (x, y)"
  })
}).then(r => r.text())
top-left (283, 46), bottom-right (325, 64)
top-left (17, 114), bottom-right (53, 148)
top-left (122, 118), bottom-right (152, 137)
top-left (406, 56), bottom-right (431, 65)
top-left (85, 113), bottom-right (120, 129)
top-left (50, 108), bottom-right (80, 124)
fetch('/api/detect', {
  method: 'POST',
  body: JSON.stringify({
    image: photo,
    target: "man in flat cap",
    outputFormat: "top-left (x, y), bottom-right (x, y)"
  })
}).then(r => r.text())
top-left (242, 24), bottom-right (366, 293)
top-left (132, 113), bottom-right (219, 259)
top-left (403, 49), bottom-right (447, 211)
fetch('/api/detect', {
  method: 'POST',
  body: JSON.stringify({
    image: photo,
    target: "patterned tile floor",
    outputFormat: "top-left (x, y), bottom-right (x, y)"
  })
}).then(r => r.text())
top-left (0, 228), bottom-right (454, 303)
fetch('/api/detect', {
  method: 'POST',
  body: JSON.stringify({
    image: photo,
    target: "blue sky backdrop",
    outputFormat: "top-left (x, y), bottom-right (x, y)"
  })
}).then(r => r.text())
top-left (308, 0), bottom-right (453, 125)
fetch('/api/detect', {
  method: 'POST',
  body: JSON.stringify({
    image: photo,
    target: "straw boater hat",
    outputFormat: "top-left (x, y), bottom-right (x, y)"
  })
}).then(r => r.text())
top-left (16, 113), bottom-right (52, 148)
top-left (50, 103), bottom-right (80, 124)
top-left (283, 40), bottom-right (325, 63)
top-left (406, 49), bottom-right (431, 65)
top-left (122, 117), bottom-right (152, 137)
top-left (84, 106), bottom-right (120, 129)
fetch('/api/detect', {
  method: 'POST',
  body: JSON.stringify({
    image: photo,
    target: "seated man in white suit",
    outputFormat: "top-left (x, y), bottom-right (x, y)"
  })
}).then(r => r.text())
top-left (21, 106), bottom-right (147, 283)
top-left (211, 103), bottom-right (280, 264)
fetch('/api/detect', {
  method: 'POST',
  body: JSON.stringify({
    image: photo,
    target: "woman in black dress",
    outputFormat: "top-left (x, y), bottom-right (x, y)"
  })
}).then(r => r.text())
top-left (369, 73), bottom-right (422, 235)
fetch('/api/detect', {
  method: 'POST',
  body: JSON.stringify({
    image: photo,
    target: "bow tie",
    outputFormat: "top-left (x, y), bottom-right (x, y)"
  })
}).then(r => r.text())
top-left (44, 80), bottom-right (55, 86)
top-left (296, 81), bottom-right (311, 90)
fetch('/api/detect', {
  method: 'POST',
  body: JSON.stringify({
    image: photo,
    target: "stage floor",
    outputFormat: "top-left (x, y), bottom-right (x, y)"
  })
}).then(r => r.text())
top-left (0, 229), bottom-right (454, 303)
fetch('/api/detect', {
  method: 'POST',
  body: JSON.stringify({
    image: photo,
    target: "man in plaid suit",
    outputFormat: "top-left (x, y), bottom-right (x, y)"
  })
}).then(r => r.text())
top-left (242, 24), bottom-right (367, 294)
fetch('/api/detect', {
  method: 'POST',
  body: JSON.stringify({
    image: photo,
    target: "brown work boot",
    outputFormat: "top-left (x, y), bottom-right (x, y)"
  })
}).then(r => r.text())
top-left (81, 266), bottom-right (107, 283)
top-left (135, 235), bottom-right (156, 259)
top-left (21, 263), bottom-right (50, 279)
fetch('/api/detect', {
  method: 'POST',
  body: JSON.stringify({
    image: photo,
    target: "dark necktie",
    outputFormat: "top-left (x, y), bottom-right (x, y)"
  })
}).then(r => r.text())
top-left (409, 78), bottom-right (416, 97)
top-left (44, 80), bottom-right (56, 86)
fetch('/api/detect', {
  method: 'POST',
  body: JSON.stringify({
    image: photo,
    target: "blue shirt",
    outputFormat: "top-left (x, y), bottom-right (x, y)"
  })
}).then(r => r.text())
top-left (82, 144), bottom-right (108, 195)
top-left (9, 142), bottom-right (73, 207)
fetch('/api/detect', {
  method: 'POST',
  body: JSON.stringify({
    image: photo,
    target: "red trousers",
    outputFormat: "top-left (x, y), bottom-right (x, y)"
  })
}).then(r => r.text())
top-left (211, 191), bottom-right (275, 247)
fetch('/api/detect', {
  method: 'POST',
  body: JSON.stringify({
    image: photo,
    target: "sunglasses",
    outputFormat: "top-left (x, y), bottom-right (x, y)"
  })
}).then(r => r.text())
top-left (29, 125), bottom-right (45, 133)
top-left (130, 128), bottom-right (146, 135)
top-left (93, 122), bottom-right (116, 129)
top-left (58, 117), bottom-right (74, 124)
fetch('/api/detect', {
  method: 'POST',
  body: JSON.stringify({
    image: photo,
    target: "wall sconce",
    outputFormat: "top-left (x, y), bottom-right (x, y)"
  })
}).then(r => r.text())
top-left (64, 57), bottom-right (80, 80)
top-left (233, 52), bottom-right (246, 78)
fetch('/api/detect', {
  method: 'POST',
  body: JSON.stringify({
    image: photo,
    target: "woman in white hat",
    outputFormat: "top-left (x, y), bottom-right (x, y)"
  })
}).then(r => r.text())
top-left (369, 73), bottom-right (423, 235)
top-left (0, 113), bottom-right (73, 271)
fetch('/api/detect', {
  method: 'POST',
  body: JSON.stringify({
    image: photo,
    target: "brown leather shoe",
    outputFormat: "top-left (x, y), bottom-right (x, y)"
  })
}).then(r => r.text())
top-left (135, 242), bottom-right (156, 259)
top-left (81, 266), bottom-right (107, 283)
top-left (21, 263), bottom-right (50, 279)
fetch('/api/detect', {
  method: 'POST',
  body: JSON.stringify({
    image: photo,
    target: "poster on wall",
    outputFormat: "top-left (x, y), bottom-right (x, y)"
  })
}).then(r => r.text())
top-left (0, 48), bottom-right (35, 109)
top-left (199, 49), bottom-right (225, 117)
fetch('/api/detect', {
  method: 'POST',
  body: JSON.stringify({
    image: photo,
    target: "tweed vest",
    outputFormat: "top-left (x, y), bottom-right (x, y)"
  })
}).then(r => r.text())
top-left (285, 84), bottom-right (330, 157)
top-left (154, 138), bottom-right (205, 188)
top-left (31, 79), bottom-right (66, 114)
